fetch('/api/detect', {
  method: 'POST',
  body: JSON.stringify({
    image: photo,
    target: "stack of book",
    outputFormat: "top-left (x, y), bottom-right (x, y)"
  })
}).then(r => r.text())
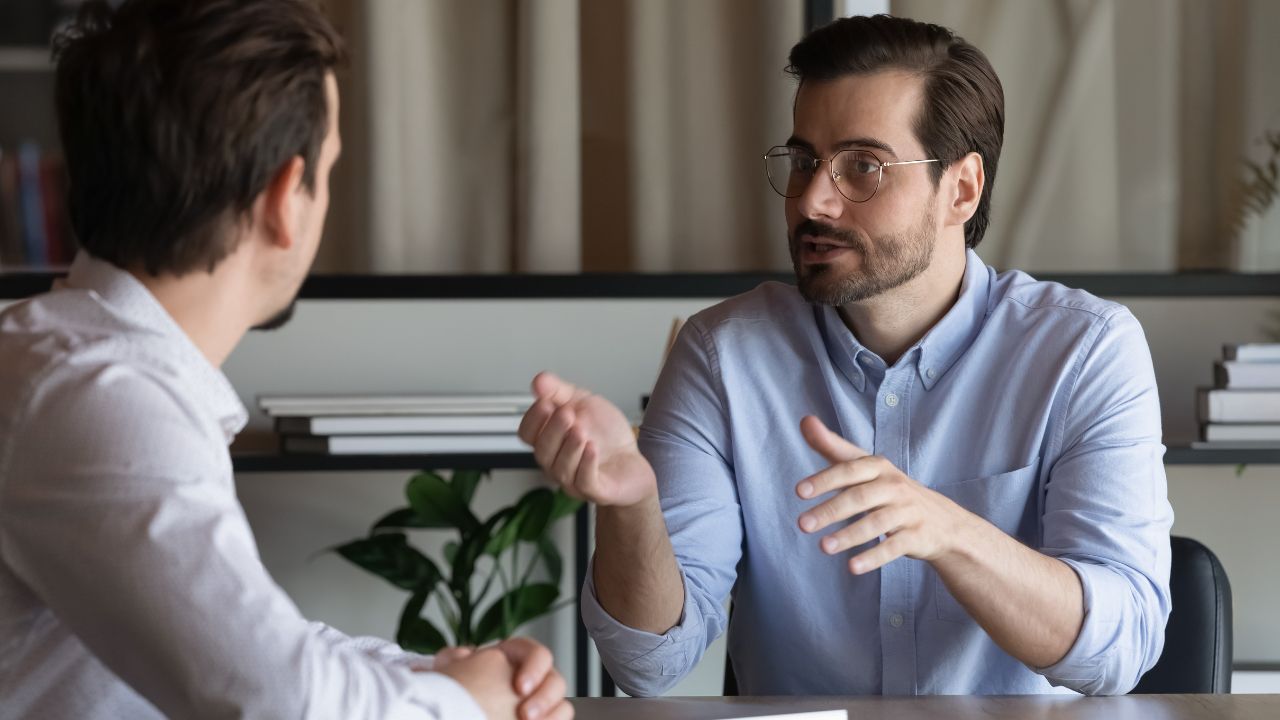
top-left (261, 393), bottom-right (535, 455)
top-left (1196, 343), bottom-right (1280, 447)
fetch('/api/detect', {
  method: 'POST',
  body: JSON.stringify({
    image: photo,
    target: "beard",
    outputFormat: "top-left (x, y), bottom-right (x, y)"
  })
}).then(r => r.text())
top-left (788, 207), bottom-right (936, 306)
top-left (251, 298), bottom-right (297, 332)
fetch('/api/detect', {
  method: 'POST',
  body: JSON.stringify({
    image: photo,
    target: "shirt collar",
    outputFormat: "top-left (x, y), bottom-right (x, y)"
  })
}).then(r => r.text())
top-left (65, 251), bottom-right (249, 439)
top-left (815, 248), bottom-right (992, 392)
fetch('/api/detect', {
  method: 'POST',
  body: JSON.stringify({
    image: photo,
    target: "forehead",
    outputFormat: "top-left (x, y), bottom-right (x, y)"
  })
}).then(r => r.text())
top-left (791, 70), bottom-right (926, 157)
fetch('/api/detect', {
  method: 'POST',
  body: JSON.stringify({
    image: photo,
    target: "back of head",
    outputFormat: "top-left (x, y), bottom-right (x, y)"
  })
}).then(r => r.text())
top-left (53, 0), bottom-right (345, 276)
top-left (787, 15), bottom-right (1004, 249)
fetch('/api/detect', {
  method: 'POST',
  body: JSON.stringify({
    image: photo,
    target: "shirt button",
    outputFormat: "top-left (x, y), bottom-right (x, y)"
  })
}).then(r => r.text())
top-left (926, 368), bottom-right (937, 379)
top-left (860, 355), bottom-right (874, 365)
top-left (889, 613), bottom-right (904, 628)
top-left (884, 393), bottom-right (899, 408)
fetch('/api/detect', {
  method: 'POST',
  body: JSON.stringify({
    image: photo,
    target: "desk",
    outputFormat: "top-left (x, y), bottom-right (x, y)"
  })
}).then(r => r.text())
top-left (570, 694), bottom-right (1280, 720)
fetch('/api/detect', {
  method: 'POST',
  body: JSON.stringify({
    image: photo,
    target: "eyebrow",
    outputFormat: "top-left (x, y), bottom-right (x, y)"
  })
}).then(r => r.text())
top-left (785, 135), bottom-right (898, 158)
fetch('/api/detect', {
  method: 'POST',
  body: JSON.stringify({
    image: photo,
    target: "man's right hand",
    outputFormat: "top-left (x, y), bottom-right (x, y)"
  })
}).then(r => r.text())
top-left (518, 372), bottom-right (657, 508)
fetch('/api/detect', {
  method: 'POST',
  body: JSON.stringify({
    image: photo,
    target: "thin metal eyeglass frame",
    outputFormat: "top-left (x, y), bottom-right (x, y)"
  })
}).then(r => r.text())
top-left (762, 146), bottom-right (940, 203)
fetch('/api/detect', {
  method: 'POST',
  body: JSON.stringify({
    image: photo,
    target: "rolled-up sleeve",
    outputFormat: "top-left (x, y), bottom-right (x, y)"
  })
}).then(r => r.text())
top-left (581, 318), bottom-right (743, 697)
top-left (1037, 309), bottom-right (1173, 695)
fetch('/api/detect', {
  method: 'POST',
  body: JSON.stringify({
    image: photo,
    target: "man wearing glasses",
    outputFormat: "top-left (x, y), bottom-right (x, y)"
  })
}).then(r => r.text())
top-left (520, 14), bottom-right (1172, 697)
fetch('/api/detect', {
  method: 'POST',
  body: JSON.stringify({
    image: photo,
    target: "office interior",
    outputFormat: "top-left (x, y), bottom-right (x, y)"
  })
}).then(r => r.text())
top-left (1, 0), bottom-right (1279, 701)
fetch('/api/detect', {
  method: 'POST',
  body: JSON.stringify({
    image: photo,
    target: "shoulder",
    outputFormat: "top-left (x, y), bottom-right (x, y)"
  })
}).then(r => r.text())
top-left (687, 281), bottom-right (810, 333)
top-left (987, 268), bottom-right (1139, 344)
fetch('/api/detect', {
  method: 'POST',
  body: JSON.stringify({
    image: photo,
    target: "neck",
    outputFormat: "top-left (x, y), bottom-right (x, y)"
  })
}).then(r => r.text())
top-left (838, 244), bottom-right (968, 366)
top-left (130, 254), bottom-right (256, 368)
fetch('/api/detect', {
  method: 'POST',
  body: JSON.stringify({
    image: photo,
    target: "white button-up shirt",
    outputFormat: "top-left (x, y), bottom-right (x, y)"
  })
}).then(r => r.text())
top-left (0, 253), bottom-right (483, 719)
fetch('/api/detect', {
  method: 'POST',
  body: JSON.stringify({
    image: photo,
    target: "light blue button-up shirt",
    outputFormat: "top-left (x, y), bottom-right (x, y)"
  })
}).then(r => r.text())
top-left (582, 250), bottom-right (1172, 697)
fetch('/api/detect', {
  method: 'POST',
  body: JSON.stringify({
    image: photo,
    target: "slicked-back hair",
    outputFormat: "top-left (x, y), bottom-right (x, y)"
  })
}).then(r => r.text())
top-left (54, 0), bottom-right (345, 275)
top-left (787, 14), bottom-right (1004, 249)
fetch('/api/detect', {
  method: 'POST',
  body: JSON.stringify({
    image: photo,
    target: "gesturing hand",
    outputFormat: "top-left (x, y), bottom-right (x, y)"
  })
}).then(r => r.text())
top-left (795, 416), bottom-right (970, 575)
top-left (518, 371), bottom-right (657, 508)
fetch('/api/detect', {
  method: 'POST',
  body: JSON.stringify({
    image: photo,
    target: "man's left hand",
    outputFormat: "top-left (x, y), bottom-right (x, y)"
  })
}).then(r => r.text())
top-left (795, 415), bottom-right (972, 575)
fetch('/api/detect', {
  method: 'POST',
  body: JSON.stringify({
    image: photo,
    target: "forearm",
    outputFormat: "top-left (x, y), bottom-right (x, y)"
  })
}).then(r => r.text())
top-left (933, 512), bottom-right (1084, 668)
top-left (593, 493), bottom-right (686, 633)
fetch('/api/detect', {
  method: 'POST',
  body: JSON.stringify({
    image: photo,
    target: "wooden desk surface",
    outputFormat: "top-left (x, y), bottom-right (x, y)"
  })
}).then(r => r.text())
top-left (570, 694), bottom-right (1280, 720)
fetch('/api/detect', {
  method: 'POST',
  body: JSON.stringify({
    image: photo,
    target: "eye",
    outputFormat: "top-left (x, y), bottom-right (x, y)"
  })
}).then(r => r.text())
top-left (852, 159), bottom-right (879, 175)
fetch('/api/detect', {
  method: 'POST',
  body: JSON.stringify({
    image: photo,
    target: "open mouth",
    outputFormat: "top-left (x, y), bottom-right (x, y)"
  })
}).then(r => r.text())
top-left (801, 240), bottom-right (853, 261)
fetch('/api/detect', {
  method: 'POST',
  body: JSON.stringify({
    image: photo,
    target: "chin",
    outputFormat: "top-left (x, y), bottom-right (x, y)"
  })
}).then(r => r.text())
top-left (251, 300), bottom-right (297, 332)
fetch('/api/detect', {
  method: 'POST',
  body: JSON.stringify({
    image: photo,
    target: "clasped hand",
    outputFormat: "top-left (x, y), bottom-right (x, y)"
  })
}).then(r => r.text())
top-left (795, 415), bottom-right (969, 575)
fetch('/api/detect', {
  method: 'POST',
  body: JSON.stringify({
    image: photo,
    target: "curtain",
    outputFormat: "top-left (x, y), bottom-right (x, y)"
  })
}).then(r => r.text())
top-left (322, 0), bottom-right (1279, 274)
top-left (894, 0), bottom-right (1280, 271)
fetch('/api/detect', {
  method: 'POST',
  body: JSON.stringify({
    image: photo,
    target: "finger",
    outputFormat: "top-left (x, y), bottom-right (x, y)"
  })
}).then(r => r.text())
top-left (550, 425), bottom-right (589, 493)
top-left (796, 454), bottom-right (887, 501)
top-left (532, 371), bottom-right (590, 406)
top-left (848, 532), bottom-right (909, 575)
top-left (800, 415), bottom-right (869, 466)
top-left (432, 645), bottom-right (475, 667)
top-left (573, 441), bottom-right (602, 498)
top-left (540, 700), bottom-right (576, 720)
top-left (820, 506), bottom-right (909, 554)
top-left (532, 405), bottom-right (577, 472)
top-left (518, 397), bottom-right (559, 445)
top-left (519, 670), bottom-right (567, 720)
top-left (498, 638), bottom-right (554, 696)
top-left (798, 475), bottom-right (895, 534)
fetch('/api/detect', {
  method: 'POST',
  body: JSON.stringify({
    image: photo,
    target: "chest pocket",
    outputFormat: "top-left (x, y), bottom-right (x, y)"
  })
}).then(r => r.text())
top-left (929, 458), bottom-right (1041, 623)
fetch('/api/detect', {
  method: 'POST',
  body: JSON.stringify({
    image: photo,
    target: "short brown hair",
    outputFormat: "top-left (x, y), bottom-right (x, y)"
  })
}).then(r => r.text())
top-left (53, 0), bottom-right (345, 275)
top-left (787, 15), bottom-right (1004, 249)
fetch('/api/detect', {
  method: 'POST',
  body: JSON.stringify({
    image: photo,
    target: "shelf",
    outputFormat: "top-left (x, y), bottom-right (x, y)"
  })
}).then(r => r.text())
top-left (230, 445), bottom-right (1279, 474)
top-left (0, 46), bottom-right (52, 72)
top-left (6, 270), bottom-right (1280, 300)
top-left (1164, 445), bottom-right (1280, 465)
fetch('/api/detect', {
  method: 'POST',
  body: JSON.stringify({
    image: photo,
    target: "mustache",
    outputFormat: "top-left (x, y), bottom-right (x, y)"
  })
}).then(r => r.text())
top-left (792, 219), bottom-right (863, 248)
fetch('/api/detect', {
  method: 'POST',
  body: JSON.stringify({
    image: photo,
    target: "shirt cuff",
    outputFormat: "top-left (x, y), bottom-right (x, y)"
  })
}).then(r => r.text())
top-left (1035, 557), bottom-right (1124, 688)
top-left (580, 557), bottom-right (702, 676)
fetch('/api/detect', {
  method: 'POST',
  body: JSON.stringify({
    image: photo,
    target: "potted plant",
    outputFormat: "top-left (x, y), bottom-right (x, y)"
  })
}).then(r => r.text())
top-left (332, 469), bottom-right (581, 652)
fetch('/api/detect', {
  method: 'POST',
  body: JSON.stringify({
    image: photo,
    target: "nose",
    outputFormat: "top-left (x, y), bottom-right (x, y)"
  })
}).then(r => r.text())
top-left (793, 161), bottom-right (845, 220)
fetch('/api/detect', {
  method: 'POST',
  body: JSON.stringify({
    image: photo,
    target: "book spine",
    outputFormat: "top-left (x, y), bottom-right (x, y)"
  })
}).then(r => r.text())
top-left (16, 142), bottom-right (46, 267)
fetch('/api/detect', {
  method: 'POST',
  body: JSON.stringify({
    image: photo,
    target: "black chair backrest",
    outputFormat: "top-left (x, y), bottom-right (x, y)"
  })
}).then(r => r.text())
top-left (724, 535), bottom-right (1233, 696)
top-left (1133, 535), bottom-right (1233, 694)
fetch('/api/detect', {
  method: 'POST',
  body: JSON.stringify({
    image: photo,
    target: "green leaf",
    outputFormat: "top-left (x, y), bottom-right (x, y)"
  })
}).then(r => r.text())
top-left (483, 506), bottom-right (522, 557)
top-left (451, 469), bottom-right (486, 504)
top-left (407, 471), bottom-right (479, 533)
top-left (537, 536), bottom-right (563, 586)
top-left (516, 488), bottom-right (556, 542)
top-left (453, 511), bottom-right (507, 593)
top-left (371, 506), bottom-right (450, 531)
top-left (333, 533), bottom-right (442, 591)
top-left (474, 583), bottom-right (560, 644)
top-left (397, 590), bottom-right (448, 653)
top-left (550, 489), bottom-right (583, 521)
top-left (443, 540), bottom-right (459, 566)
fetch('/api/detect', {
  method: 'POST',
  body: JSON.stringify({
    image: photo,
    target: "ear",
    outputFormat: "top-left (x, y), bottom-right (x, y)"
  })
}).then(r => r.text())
top-left (258, 156), bottom-right (308, 250)
top-left (943, 151), bottom-right (984, 229)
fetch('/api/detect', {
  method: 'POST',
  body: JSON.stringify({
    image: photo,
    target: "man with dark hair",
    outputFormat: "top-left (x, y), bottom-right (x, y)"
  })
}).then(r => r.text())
top-left (520, 15), bottom-right (1172, 697)
top-left (0, 2), bottom-right (570, 718)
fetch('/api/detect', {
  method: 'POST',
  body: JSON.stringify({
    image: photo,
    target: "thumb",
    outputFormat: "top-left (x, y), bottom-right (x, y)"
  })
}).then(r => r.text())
top-left (800, 415), bottom-right (868, 465)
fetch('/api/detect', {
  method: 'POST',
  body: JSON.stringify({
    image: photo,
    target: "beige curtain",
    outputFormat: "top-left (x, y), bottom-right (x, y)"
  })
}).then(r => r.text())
top-left (318, 0), bottom-right (802, 274)
top-left (893, 0), bottom-right (1280, 272)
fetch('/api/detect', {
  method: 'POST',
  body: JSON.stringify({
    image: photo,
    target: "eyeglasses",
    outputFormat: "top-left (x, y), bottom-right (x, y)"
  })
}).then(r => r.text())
top-left (763, 145), bottom-right (940, 203)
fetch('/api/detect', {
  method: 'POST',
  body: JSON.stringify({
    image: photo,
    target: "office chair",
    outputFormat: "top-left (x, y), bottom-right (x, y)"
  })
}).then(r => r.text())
top-left (723, 536), bottom-right (1233, 695)
top-left (1133, 535), bottom-right (1233, 693)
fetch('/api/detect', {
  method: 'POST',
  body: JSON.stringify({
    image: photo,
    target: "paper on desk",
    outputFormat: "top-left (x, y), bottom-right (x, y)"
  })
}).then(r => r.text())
top-left (712, 711), bottom-right (847, 720)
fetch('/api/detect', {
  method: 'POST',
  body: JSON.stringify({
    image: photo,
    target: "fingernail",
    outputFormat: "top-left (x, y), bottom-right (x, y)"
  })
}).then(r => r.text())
top-left (800, 515), bottom-right (816, 532)
top-left (822, 536), bottom-right (837, 553)
top-left (526, 702), bottom-right (542, 719)
top-left (850, 558), bottom-right (863, 574)
top-left (521, 679), bottom-right (534, 694)
top-left (797, 482), bottom-right (813, 498)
